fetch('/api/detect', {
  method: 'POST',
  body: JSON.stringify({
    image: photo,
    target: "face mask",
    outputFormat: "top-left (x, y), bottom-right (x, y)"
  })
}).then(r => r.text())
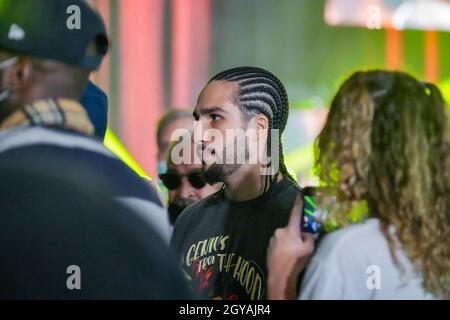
top-left (167, 203), bottom-right (185, 225)
top-left (0, 56), bottom-right (18, 104)
top-left (157, 160), bottom-right (167, 175)
top-left (156, 161), bottom-right (169, 202)
top-left (167, 198), bottom-right (196, 225)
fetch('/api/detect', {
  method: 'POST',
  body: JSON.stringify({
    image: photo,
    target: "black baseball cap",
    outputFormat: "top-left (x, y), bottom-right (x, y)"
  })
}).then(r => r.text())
top-left (0, 0), bottom-right (108, 70)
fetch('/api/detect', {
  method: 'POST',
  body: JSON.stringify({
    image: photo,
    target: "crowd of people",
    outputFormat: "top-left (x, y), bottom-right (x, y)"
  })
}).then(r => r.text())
top-left (0, 0), bottom-right (448, 300)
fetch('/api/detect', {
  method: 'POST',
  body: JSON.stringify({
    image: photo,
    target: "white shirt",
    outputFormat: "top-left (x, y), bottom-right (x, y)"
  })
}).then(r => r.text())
top-left (299, 218), bottom-right (436, 300)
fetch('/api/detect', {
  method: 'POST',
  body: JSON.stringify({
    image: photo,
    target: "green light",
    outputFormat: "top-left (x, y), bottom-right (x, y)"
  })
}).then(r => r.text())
top-left (284, 142), bottom-right (315, 183)
top-left (103, 128), bottom-right (152, 181)
top-left (439, 78), bottom-right (450, 107)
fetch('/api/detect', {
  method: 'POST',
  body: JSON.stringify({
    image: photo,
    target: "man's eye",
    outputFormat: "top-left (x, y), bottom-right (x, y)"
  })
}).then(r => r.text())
top-left (210, 114), bottom-right (221, 121)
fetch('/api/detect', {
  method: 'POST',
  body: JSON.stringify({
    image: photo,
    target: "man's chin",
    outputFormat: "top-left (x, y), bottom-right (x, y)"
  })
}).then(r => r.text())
top-left (204, 162), bottom-right (242, 185)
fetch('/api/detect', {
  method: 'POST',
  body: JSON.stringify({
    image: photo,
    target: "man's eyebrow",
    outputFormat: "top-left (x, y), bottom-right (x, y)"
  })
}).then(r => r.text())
top-left (200, 106), bottom-right (228, 115)
top-left (193, 106), bottom-right (228, 120)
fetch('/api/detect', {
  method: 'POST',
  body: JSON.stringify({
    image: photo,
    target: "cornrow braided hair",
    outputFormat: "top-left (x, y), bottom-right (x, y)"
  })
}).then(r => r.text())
top-left (209, 66), bottom-right (295, 193)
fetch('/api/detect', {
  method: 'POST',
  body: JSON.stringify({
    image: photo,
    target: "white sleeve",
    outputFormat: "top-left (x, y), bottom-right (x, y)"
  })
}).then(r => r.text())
top-left (299, 253), bottom-right (344, 300)
top-left (299, 229), bottom-right (374, 300)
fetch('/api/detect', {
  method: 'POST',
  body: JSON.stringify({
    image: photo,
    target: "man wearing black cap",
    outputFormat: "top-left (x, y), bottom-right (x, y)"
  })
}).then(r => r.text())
top-left (170, 66), bottom-right (315, 300)
top-left (0, 0), bottom-right (167, 230)
top-left (0, 0), bottom-right (184, 298)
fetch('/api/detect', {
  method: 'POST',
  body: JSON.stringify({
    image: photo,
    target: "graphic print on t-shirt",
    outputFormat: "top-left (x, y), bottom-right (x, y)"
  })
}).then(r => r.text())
top-left (171, 178), bottom-right (311, 300)
top-left (181, 234), bottom-right (265, 300)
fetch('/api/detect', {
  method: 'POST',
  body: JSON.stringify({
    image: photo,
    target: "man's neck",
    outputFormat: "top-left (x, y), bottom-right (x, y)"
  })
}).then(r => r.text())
top-left (223, 164), bottom-right (281, 202)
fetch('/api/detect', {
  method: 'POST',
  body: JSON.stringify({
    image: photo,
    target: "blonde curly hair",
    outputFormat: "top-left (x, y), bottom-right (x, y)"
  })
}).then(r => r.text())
top-left (316, 70), bottom-right (450, 298)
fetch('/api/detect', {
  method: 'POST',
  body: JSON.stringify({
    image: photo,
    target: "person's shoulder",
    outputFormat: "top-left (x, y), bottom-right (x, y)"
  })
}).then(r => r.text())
top-left (0, 126), bottom-right (163, 206)
top-left (282, 177), bottom-right (302, 191)
top-left (0, 126), bottom-right (113, 157)
top-left (271, 177), bottom-right (302, 202)
top-left (315, 218), bottom-right (384, 261)
top-left (320, 218), bottom-right (384, 249)
top-left (301, 219), bottom-right (384, 295)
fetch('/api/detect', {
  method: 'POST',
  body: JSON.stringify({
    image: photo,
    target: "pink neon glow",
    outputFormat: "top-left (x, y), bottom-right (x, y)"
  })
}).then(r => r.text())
top-left (119, 0), bottom-right (164, 177)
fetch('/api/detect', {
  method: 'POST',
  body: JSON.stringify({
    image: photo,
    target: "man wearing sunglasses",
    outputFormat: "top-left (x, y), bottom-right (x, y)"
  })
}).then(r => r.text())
top-left (160, 139), bottom-right (219, 226)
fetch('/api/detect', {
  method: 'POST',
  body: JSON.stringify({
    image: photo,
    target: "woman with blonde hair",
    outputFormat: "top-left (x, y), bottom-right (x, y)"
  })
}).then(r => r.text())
top-left (267, 70), bottom-right (450, 299)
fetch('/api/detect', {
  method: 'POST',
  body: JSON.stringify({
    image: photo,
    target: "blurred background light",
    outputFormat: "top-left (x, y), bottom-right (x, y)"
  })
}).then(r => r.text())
top-left (88, 0), bottom-right (450, 184)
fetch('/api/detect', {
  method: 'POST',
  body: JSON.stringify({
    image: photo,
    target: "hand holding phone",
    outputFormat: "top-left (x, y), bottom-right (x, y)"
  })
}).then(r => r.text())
top-left (302, 186), bottom-right (336, 234)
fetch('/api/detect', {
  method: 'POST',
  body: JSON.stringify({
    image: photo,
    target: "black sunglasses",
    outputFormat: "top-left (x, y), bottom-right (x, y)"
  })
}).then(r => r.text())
top-left (158, 171), bottom-right (207, 190)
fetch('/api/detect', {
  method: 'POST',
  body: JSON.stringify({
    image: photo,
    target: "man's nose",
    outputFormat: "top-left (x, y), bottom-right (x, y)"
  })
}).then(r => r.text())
top-left (176, 176), bottom-right (196, 200)
top-left (192, 120), bottom-right (207, 146)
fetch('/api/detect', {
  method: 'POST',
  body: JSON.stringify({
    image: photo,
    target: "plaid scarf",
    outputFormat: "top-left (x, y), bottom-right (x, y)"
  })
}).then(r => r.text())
top-left (0, 98), bottom-right (94, 135)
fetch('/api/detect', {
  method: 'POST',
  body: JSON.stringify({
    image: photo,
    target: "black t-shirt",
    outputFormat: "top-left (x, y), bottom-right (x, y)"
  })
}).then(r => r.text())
top-left (170, 177), bottom-right (302, 300)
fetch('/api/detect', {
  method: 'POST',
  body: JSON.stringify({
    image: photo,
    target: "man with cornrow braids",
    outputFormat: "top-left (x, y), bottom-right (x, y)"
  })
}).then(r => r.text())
top-left (170, 66), bottom-right (315, 300)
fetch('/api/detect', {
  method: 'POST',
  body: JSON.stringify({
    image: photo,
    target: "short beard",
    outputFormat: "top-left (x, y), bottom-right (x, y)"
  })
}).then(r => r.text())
top-left (202, 116), bottom-right (253, 185)
top-left (168, 198), bottom-right (197, 225)
top-left (203, 162), bottom-right (241, 184)
top-left (203, 138), bottom-right (250, 184)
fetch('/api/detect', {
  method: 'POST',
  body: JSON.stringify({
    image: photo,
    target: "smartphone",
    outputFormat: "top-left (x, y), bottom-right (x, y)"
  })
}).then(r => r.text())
top-left (302, 186), bottom-right (336, 234)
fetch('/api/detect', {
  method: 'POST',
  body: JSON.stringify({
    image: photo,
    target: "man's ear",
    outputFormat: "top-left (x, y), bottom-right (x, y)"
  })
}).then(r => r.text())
top-left (251, 113), bottom-right (269, 143)
top-left (255, 114), bottom-right (269, 131)
top-left (6, 57), bottom-right (32, 91)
